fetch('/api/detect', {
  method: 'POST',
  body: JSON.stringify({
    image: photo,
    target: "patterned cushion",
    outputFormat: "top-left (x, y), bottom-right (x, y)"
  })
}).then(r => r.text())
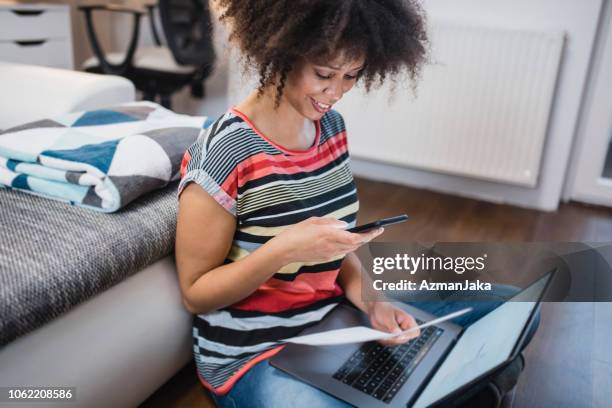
top-left (0, 102), bottom-right (210, 212)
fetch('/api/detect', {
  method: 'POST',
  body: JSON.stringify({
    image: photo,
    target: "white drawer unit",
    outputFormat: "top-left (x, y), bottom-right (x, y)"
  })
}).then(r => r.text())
top-left (0, 1), bottom-right (73, 69)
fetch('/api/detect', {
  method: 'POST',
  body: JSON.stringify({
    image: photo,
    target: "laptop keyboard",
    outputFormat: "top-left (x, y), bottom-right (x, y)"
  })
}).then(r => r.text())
top-left (332, 321), bottom-right (443, 404)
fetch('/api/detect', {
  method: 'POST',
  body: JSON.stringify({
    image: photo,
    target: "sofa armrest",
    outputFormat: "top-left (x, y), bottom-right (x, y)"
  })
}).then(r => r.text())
top-left (0, 63), bottom-right (135, 129)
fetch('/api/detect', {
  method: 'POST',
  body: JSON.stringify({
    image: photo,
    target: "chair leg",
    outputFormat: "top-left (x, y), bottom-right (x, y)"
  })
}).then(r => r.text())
top-left (143, 91), bottom-right (156, 102)
top-left (160, 94), bottom-right (172, 109)
top-left (191, 81), bottom-right (204, 98)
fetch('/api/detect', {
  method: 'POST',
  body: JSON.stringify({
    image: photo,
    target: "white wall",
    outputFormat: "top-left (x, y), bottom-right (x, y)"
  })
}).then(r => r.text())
top-left (346, 0), bottom-right (602, 211)
top-left (108, 0), bottom-right (604, 211)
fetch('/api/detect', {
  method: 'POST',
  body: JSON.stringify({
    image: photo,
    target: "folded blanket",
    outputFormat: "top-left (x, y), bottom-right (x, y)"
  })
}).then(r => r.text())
top-left (0, 101), bottom-right (210, 212)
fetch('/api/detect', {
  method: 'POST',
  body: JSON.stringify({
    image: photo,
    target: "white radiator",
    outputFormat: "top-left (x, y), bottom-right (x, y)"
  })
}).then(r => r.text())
top-left (337, 22), bottom-right (565, 187)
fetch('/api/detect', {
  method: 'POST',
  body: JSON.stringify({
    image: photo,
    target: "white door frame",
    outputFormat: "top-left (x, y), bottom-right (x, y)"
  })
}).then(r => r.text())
top-left (565, 0), bottom-right (612, 206)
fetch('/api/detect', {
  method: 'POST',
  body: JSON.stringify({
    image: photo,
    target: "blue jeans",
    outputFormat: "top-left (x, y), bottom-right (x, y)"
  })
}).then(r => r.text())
top-left (211, 285), bottom-right (539, 408)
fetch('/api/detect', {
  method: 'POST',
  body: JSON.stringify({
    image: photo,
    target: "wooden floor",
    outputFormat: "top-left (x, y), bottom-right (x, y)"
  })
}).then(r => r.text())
top-left (141, 177), bottom-right (612, 408)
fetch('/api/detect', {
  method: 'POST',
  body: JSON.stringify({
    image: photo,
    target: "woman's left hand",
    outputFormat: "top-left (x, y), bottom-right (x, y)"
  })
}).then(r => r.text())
top-left (366, 301), bottom-right (420, 346)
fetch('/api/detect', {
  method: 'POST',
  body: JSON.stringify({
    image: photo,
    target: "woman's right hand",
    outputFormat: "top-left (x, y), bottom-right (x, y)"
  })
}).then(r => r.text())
top-left (269, 217), bottom-right (384, 264)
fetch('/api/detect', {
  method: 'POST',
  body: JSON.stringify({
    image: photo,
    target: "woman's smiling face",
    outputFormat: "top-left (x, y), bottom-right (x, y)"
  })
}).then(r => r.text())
top-left (282, 53), bottom-right (365, 120)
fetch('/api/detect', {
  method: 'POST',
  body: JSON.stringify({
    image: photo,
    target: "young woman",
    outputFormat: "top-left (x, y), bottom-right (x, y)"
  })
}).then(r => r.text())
top-left (175, 1), bottom-right (536, 406)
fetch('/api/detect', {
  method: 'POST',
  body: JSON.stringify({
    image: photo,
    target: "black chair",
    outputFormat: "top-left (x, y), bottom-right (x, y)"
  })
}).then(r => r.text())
top-left (80, 1), bottom-right (216, 109)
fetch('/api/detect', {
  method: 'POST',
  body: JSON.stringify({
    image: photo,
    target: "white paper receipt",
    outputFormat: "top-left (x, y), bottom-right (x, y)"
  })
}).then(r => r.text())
top-left (282, 308), bottom-right (472, 346)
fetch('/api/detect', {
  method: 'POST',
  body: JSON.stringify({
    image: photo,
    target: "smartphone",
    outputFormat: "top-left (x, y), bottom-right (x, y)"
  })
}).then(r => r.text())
top-left (347, 214), bottom-right (409, 233)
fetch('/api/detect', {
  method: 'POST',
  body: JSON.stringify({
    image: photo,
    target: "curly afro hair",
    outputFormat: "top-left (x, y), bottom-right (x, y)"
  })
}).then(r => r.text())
top-left (217, 0), bottom-right (429, 106)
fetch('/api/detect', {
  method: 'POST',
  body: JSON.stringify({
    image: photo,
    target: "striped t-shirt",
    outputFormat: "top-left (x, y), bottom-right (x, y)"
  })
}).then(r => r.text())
top-left (178, 107), bottom-right (359, 395)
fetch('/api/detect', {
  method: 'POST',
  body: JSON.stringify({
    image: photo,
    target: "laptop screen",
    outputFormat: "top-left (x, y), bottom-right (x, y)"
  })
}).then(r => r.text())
top-left (413, 274), bottom-right (550, 408)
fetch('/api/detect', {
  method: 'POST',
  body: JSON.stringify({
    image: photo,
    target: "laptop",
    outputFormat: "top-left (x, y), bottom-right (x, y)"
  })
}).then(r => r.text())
top-left (270, 270), bottom-right (554, 407)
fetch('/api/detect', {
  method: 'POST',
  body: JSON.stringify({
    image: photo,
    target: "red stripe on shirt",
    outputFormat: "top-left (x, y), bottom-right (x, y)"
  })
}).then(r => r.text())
top-left (230, 282), bottom-right (344, 313)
